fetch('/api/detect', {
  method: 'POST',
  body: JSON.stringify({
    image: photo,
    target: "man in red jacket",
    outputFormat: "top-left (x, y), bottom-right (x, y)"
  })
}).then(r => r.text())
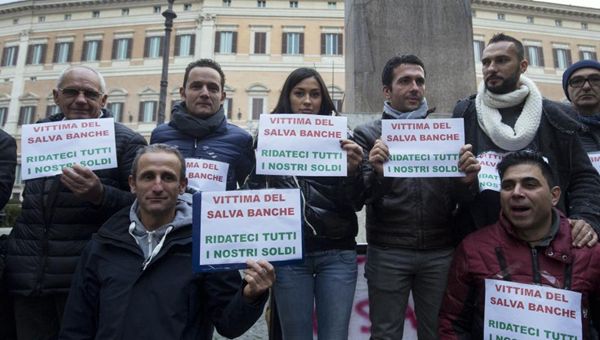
top-left (439, 150), bottom-right (600, 339)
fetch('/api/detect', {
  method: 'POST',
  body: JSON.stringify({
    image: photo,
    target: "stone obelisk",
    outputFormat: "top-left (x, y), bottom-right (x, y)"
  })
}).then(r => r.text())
top-left (345, 0), bottom-right (477, 117)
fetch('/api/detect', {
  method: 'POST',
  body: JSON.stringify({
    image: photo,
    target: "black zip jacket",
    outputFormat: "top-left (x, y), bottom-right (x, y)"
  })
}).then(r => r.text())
top-left (59, 206), bottom-right (266, 340)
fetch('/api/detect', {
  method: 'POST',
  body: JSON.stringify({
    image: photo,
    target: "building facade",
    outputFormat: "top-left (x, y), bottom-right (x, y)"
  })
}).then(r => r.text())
top-left (0, 0), bottom-right (598, 196)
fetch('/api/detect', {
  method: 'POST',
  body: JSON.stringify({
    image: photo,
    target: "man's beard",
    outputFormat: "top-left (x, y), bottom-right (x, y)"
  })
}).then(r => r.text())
top-left (485, 69), bottom-right (521, 94)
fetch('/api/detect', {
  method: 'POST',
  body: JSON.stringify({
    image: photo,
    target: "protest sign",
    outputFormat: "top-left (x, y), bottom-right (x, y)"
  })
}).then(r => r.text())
top-left (21, 118), bottom-right (117, 180)
top-left (193, 188), bottom-right (303, 272)
top-left (256, 114), bottom-right (347, 176)
top-left (588, 152), bottom-right (600, 175)
top-left (382, 118), bottom-right (464, 177)
top-left (477, 151), bottom-right (505, 192)
top-left (484, 279), bottom-right (581, 340)
top-left (185, 158), bottom-right (229, 192)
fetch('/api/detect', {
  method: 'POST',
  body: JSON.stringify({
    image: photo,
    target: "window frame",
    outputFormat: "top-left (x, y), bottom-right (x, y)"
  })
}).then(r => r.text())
top-left (53, 42), bottom-right (73, 64)
top-left (112, 38), bottom-right (132, 60)
top-left (1, 45), bottom-right (19, 67)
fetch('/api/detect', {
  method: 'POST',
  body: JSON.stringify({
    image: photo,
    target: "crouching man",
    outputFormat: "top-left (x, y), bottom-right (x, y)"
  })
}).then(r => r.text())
top-left (439, 150), bottom-right (600, 339)
top-left (59, 144), bottom-right (274, 339)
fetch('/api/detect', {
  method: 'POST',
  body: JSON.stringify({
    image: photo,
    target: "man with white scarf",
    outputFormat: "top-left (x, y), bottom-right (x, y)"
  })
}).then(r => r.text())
top-left (353, 55), bottom-right (480, 340)
top-left (453, 33), bottom-right (600, 247)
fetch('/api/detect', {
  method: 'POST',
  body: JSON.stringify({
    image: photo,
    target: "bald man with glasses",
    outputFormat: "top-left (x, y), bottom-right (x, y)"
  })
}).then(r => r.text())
top-left (4, 65), bottom-right (146, 340)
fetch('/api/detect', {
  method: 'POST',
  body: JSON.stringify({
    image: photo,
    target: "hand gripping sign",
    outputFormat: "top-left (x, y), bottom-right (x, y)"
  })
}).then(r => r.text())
top-left (21, 118), bottom-right (117, 180)
top-left (256, 113), bottom-right (348, 177)
top-left (381, 118), bottom-right (465, 177)
top-left (193, 188), bottom-right (303, 272)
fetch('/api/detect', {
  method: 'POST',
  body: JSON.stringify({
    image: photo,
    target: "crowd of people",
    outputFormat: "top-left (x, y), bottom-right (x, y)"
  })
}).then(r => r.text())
top-left (0, 31), bottom-right (599, 339)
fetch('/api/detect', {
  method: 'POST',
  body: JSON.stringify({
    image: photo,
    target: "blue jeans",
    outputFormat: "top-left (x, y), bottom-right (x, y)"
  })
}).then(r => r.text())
top-left (366, 245), bottom-right (453, 340)
top-left (274, 249), bottom-right (358, 340)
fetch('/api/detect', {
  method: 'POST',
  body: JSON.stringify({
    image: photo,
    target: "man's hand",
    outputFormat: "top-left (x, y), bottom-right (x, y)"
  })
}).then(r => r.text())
top-left (368, 139), bottom-right (389, 176)
top-left (61, 164), bottom-right (104, 205)
top-left (340, 139), bottom-right (363, 177)
top-left (569, 219), bottom-right (598, 248)
top-left (242, 259), bottom-right (275, 303)
top-left (458, 144), bottom-right (480, 185)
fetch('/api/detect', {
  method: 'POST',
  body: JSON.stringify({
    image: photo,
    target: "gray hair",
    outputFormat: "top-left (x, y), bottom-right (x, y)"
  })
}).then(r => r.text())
top-left (56, 65), bottom-right (107, 93)
top-left (131, 144), bottom-right (186, 181)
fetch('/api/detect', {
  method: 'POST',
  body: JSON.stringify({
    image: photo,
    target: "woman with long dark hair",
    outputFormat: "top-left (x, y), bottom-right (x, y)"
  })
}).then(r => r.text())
top-left (247, 67), bottom-right (363, 339)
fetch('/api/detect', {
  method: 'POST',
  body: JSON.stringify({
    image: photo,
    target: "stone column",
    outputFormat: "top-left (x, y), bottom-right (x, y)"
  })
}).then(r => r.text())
top-left (345, 0), bottom-right (477, 115)
top-left (196, 13), bottom-right (216, 59)
top-left (6, 29), bottom-right (30, 135)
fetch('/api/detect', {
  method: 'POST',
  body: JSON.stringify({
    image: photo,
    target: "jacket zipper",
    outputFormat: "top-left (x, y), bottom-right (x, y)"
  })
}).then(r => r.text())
top-left (292, 176), bottom-right (317, 236)
top-left (530, 247), bottom-right (541, 284)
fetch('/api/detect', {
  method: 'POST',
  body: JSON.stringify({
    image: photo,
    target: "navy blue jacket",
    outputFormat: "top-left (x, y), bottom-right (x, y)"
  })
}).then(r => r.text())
top-left (59, 206), bottom-right (266, 340)
top-left (5, 111), bottom-right (146, 295)
top-left (150, 105), bottom-right (254, 190)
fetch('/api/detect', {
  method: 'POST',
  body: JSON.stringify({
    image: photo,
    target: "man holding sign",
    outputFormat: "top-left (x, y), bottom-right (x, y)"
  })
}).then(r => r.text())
top-left (60, 144), bottom-right (274, 339)
top-left (439, 150), bottom-right (600, 339)
top-left (151, 59), bottom-right (253, 191)
top-left (453, 33), bottom-right (600, 245)
top-left (353, 55), bottom-right (480, 340)
top-left (5, 65), bottom-right (146, 340)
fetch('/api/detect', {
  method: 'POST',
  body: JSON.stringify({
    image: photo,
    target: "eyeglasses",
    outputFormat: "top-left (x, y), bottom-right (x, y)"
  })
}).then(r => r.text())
top-left (568, 75), bottom-right (600, 88)
top-left (58, 88), bottom-right (103, 100)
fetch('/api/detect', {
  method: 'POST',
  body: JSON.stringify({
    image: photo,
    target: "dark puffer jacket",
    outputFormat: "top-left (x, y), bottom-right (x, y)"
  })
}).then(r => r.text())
top-left (5, 110), bottom-right (146, 296)
top-left (439, 210), bottom-right (600, 339)
top-left (59, 205), bottom-right (266, 340)
top-left (150, 104), bottom-right (254, 190)
top-left (353, 113), bottom-right (474, 249)
top-left (0, 128), bottom-right (16, 210)
top-left (453, 96), bottom-right (600, 235)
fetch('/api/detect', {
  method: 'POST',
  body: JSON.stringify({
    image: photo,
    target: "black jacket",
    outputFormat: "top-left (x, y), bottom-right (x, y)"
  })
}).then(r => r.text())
top-left (59, 205), bottom-right (266, 340)
top-left (453, 96), bottom-right (600, 235)
top-left (353, 113), bottom-right (473, 249)
top-left (559, 103), bottom-right (600, 153)
top-left (5, 111), bottom-right (147, 296)
top-left (0, 128), bottom-right (16, 211)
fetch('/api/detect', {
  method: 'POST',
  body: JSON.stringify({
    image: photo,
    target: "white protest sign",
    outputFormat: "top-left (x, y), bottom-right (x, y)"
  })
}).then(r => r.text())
top-left (382, 118), bottom-right (464, 177)
top-left (256, 114), bottom-right (347, 177)
top-left (21, 118), bottom-right (117, 180)
top-left (484, 279), bottom-right (581, 340)
top-left (477, 151), bottom-right (505, 192)
top-left (195, 188), bottom-right (302, 270)
top-left (588, 152), bottom-right (600, 175)
top-left (185, 158), bottom-right (229, 192)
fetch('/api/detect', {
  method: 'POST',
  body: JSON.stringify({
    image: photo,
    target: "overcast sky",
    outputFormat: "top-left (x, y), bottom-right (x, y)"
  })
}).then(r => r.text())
top-left (540, 0), bottom-right (600, 9)
top-left (0, 0), bottom-right (598, 9)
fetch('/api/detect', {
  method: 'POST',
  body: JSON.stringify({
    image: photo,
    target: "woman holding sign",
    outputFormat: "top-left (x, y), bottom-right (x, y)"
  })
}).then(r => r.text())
top-left (246, 68), bottom-right (364, 340)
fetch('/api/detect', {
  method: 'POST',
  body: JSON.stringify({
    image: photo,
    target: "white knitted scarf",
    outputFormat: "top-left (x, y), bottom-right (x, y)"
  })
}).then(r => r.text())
top-left (476, 75), bottom-right (543, 151)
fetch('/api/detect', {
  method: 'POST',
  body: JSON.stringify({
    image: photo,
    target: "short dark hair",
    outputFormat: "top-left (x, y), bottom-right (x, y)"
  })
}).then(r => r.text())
top-left (131, 144), bottom-right (186, 181)
top-left (183, 59), bottom-right (225, 90)
top-left (488, 33), bottom-right (525, 61)
top-left (381, 54), bottom-right (426, 87)
top-left (272, 67), bottom-right (337, 116)
top-left (497, 150), bottom-right (556, 187)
